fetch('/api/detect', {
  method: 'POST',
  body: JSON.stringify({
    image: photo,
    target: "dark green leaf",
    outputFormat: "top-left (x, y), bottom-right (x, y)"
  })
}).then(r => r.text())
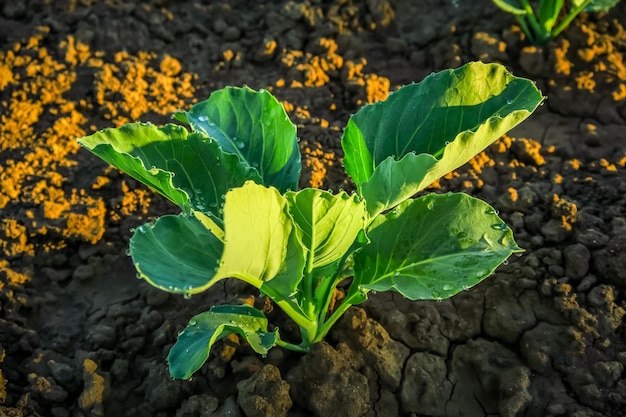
top-left (168, 305), bottom-right (278, 380)
top-left (583, 0), bottom-right (621, 11)
top-left (182, 86), bottom-right (301, 193)
top-left (538, 0), bottom-right (565, 31)
top-left (130, 211), bottom-right (223, 295)
top-left (77, 123), bottom-right (260, 215)
top-left (354, 193), bottom-right (522, 300)
top-left (341, 62), bottom-right (543, 216)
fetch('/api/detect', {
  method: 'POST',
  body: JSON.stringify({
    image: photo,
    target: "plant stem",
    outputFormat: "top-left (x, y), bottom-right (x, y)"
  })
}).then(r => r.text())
top-left (275, 338), bottom-right (310, 353)
top-left (515, 15), bottom-right (536, 45)
top-left (551, 0), bottom-right (592, 39)
top-left (313, 288), bottom-right (368, 344)
top-left (519, 0), bottom-right (545, 43)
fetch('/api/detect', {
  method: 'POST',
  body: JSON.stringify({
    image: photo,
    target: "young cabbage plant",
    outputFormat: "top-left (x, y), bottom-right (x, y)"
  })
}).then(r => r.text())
top-left (492, 0), bottom-right (621, 45)
top-left (77, 62), bottom-right (543, 380)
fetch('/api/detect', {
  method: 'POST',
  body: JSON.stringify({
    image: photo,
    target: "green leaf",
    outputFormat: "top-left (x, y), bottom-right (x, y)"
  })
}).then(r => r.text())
top-left (491, 0), bottom-right (527, 15)
top-left (215, 181), bottom-right (305, 294)
top-left (168, 305), bottom-right (278, 380)
top-left (285, 189), bottom-right (367, 270)
top-left (538, 0), bottom-right (564, 31)
top-left (354, 193), bottom-right (522, 300)
top-left (583, 0), bottom-right (621, 11)
top-left (180, 86), bottom-right (301, 193)
top-left (130, 211), bottom-right (223, 295)
top-left (77, 123), bottom-right (260, 215)
top-left (341, 62), bottom-right (543, 216)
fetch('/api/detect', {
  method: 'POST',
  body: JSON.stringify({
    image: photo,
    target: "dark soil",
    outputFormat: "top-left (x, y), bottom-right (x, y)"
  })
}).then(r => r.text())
top-left (1, 1), bottom-right (626, 416)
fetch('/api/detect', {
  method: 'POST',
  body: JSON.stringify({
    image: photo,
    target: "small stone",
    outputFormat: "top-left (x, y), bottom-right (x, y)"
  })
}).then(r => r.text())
top-left (175, 394), bottom-right (219, 417)
top-left (48, 361), bottom-right (76, 387)
top-left (563, 244), bottom-right (590, 280)
top-left (86, 325), bottom-right (116, 350)
top-left (286, 342), bottom-right (369, 417)
top-left (593, 236), bottom-right (626, 286)
top-left (2, 1), bottom-right (26, 18)
top-left (146, 366), bottom-right (183, 411)
top-left (592, 361), bottom-right (623, 388)
top-left (145, 288), bottom-right (169, 307)
top-left (212, 18), bottom-right (228, 34)
top-left (73, 264), bottom-right (95, 281)
top-left (42, 268), bottom-right (72, 283)
top-left (140, 309), bottom-right (163, 331)
top-left (212, 396), bottom-right (242, 417)
top-left (110, 359), bottom-right (129, 382)
top-left (510, 138), bottom-right (545, 166)
top-left (401, 352), bottom-right (451, 415)
top-left (51, 407), bottom-right (69, 417)
top-left (576, 275), bottom-right (597, 292)
top-left (222, 26), bottom-right (241, 41)
top-left (28, 374), bottom-right (68, 402)
top-left (540, 219), bottom-right (571, 243)
top-left (519, 46), bottom-right (549, 75)
top-left (471, 32), bottom-right (508, 62)
top-left (575, 229), bottom-right (609, 248)
top-left (78, 359), bottom-right (106, 417)
top-left (237, 365), bottom-right (292, 417)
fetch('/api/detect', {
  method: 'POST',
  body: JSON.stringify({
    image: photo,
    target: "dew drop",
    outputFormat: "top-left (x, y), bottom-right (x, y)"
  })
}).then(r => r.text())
top-left (183, 292), bottom-right (192, 300)
top-left (189, 319), bottom-right (197, 326)
top-left (236, 141), bottom-right (245, 149)
top-left (444, 141), bottom-right (450, 145)
top-left (491, 223), bottom-right (508, 231)
top-left (443, 284), bottom-right (453, 291)
top-left (506, 99), bottom-right (513, 105)
top-left (125, 249), bottom-right (132, 256)
top-left (198, 116), bottom-right (209, 122)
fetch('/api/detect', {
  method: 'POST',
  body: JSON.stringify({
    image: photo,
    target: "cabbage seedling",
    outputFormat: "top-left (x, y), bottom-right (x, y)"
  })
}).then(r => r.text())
top-left (78, 62), bottom-right (543, 380)
top-left (492, 0), bottom-right (621, 45)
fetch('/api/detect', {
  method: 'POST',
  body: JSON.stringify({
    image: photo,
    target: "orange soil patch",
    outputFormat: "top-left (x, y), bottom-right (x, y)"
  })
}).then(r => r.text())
top-left (302, 141), bottom-right (336, 189)
top-left (552, 18), bottom-right (626, 100)
top-left (0, 30), bottom-right (196, 286)
top-left (280, 37), bottom-right (390, 104)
